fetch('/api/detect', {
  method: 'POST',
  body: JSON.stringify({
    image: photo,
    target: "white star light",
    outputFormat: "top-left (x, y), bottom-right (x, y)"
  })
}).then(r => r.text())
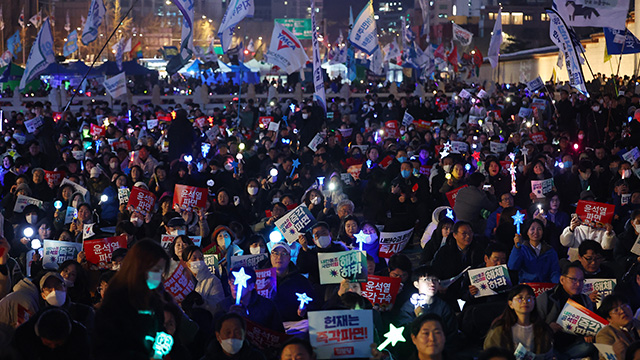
top-left (296, 292), bottom-right (313, 309)
top-left (232, 267), bottom-right (252, 305)
top-left (377, 323), bottom-right (406, 351)
top-left (354, 231), bottom-right (369, 251)
top-left (512, 210), bottom-right (525, 235)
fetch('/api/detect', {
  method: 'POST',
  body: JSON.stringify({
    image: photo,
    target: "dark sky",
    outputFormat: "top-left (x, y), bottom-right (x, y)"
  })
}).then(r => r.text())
top-left (323, 0), bottom-right (370, 38)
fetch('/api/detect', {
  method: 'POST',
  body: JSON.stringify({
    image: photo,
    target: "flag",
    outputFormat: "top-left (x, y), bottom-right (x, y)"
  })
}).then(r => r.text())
top-left (603, 27), bottom-right (640, 55)
top-left (29, 10), bottom-right (42, 27)
top-left (527, 76), bottom-right (545, 92)
top-left (553, 0), bottom-right (628, 31)
top-left (19, 7), bottom-right (25, 28)
top-left (82, 0), bottom-right (106, 45)
top-left (167, 0), bottom-right (195, 74)
top-left (264, 22), bottom-right (309, 74)
top-left (63, 30), bottom-right (79, 57)
top-left (402, 17), bottom-right (416, 45)
top-left (104, 72), bottom-right (128, 98)
top-left (6, 31), bottom-right (21, 59)
top-left (349, 0), bottom-right (378, 55)
top-left (124, 38), bottom-right (132, 53)
top-left (417, 0), bottom-right (430, 40)
top-left (347, 47), bottom-right (356, 81)
top-left (448, 45), bottom-right (459, 72)
top-left (434, 43), bottom-right (446, 60)
top-left (383, 40), bottom-right (401, 62)
top-left (452, 23), bottom-right (473, 46)
top-left (369, 46), bottom-right (384, 75)
top-left (218, 0), bottom-right (255, 52)
top-left (311, 0), bottom-right (326, 112)
top-left (0, 6), bottom-right (4, 31)
top-left (112, 38), bottom-right (126, 70)
top-left (551, 67), bottom-right (557, 84)
top-left (487, 8), bottom-right (502, 68)
top-left (64, 11), bottom-right (70, 32)
top-left (548, 9), bottom-right (589, 96)
top-left (20, 18), bottom-right (55, 90)
top-left (130, 41), bottom-right (142, 58)
top-left (0, 51), bottom-right (11, 67)
top-left (473, 46), bottom-right (483, 67)
top-left (556, 51), bottom-right (564, 68)
top-left (604, 46), bottom-right (611, 62)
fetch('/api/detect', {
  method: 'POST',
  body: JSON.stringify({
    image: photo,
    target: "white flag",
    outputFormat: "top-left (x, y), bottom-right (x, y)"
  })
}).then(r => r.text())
top-left (487, 8), bottom-right (502, 68)
top-left (553, 0), bottom-right (628, 31)
top-left (18, 7), bottom-right (24, 28)
top-left (417, 0), bottom-right (430, 40)
top-left (369, 46), bottom-right (384, 75)
top-left (265, 22), bottom-right (309, 74)
top-left (104, 72), bottom-right (128, 98)
top-left (218, 0), bottom-right (254, 52)
top-left (124, 38), bottom-right (132, 52)
top-left (311, 0), bottom-right (326, 112)
top-left (349, 0), bottom-right (378, 55)
top-left (0, 6), bottom-right (4, 31)
top-left (172, 0), bottom-right (194, 61)
top-left (452, 23), bottom-right (473, 46)
top-left (20, 18), bottom-right (55, 90)
top-left (112, 38), bottom-right (126, 71)
top-left (29, 10), bottom-right (42, 27)
top-left (82, 0), bottom-right (106, 45)
top-left (383, 40), bottom-right (401, 62)
top-left (64, 10), bottom-right (70, 32)
top-left (548, 9), bottom-right (589, 97)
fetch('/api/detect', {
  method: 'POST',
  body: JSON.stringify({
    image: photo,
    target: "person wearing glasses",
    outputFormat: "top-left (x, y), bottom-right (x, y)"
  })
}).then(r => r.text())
top-left (484, 284), bottom-right (553, 357)
top-left (596, 294), bottom-right (640, 360)
top-left (536, 262), bottom-right (597, 360)
top-left (578, 240), bottom-right (616, 279)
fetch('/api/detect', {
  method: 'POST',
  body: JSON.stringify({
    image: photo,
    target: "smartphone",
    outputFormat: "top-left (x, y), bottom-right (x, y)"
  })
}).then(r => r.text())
top-left (483, 185), bottom-right (491, 190)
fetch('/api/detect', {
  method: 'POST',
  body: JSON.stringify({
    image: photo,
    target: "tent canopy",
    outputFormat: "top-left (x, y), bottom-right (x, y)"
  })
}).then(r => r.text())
top-left (96, 60), bottom-right (157, 76)
top-left (0, 63), bottom-right (40, 92)
top-left (42, 61), bottom-right (99, 77)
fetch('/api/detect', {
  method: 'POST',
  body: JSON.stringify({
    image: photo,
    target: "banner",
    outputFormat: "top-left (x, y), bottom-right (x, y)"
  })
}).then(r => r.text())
top-left (450, 141), bottom-right (469, 154)
top-left (526, 76), bottom-right (545, 92)
top-left (61, 178), bottom-right (89, 199)
top-left (245, 317), bottom-right (291, 349)
top-left (44, 170), bottom-right (65, 188)
top-left (127, 186), bottom-right (156, 215)
top-left (218, 0), bottom-right (254, 52)
top-left (255, 267), bottom-right (277, 299)
top-left (594, 343), bottom-right (616, 360)
top-left (63, 30), bottom-right (79, 57)
top-left (229, 253), bottom-right (269, 270)
top-left (24, 116), bottom-right (43, 133)
top-left (556, 298), bottom-right (608, 336)
top-left (90, 123), bottom-right (106, 137)
top-left (160, 235), bottom-right (202, 250)
top-left (318, 250), bottom-right (367, 284)
top-left (42, 240), bottom-right (83, 270)
top-left (14, 195), bottom-right (43, 213)
top-left (446, 185), bottom-right (468, 208)
top-left (265, 22), bottom-right (309, 74)
top-left (309, 310), bottom-right (373, 359)
top-left (604, 28), bottom-right (640, 55)
top-left (452, 23), bottom-right (473, 46)
top-left (467, 265), bottom-right (512, 298)
top-left (258, 116), bottom-right (273, 128)
top-left (83, 235), bottom-right (127, 269)
top-left (490, 142), bottom-right (508, 154)
top-left (311, 0), bottom-right (326, 112)
top-left (274, 204), bottom-right (316, 244)
top-left (576, 200), bottom-right (615, 227)
top-left (81, 0), bottom-right (106, 45)
top-left (553, 0), bottom-right (628, 30)
top-left (531, 178), bottom-right (554, 199)
top-left (173, 184), bottom-right (207, 210)
top-left (360, 275), bottom-right (401, 310)
top-left (547, 9), bottom-right (589, 97)
top-left (104, 72), bottom-right (128, 99)
top-left (582, 278), bottom-right (616, 307)
top-left (530, 132), bottom-right (548, 144)
top-left (384, 120), bottom-right (399, 138)
top-left (487, 8), bottom-right (502, 67)
top-left (348, 1), bottom-right (378, 55)
top-left (378, 227), bottom-right (414, 259)
top-left (163, 261), bottom-right (195, 303)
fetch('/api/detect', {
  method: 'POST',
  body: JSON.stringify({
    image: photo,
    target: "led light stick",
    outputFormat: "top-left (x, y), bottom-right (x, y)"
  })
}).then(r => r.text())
top-left (146, 332), bottom-right (174, 359)
top-left (446, 209), bottom-right (455, 220)
top-left (290, 159), bottom-right (300, 178)
top-left (377, 323), bottom-right (406, 351)
top-left (296, 292), bottom-right (313, 310)
top-left (354, 231), bottom-right (368, 251)
top-left (512, 210), bottom-right (525, 235)
top-left (232, 267), bottom-right (251, 305)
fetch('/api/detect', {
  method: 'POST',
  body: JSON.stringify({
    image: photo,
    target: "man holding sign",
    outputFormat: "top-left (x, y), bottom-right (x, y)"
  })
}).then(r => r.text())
top-left (561, 197), bottom-right (617, 261)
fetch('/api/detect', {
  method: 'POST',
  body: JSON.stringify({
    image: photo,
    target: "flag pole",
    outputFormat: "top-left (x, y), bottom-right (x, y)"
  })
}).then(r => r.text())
top-left (62, 0), bottom-right (140, 113)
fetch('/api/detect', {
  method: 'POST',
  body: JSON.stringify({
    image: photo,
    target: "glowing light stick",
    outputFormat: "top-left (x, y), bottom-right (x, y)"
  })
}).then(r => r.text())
top-left (512, 210), bottom-right (525, 235)
top-left (377, 323), bottom-right (406, 351)
top-left (232, 267), bottom-right (251, 305)
top-left (354, 231), bottom-right (368, 251)
top-left (509, 163), bottom-right (517, 195)
top-left (146, 332), bottom-right (174, 359)
top-left (296, 292), bottom-right (313, 309)
top-left (184, 155), bottom-right (192, 163)
top-left (54, 200), bottom-right (63, 210)
top-left (317, 176), bottom-right (325, 188)
top-left (446, 209), bottom-right (454, 220)
top-left (290, 159), bottom-right (300, 178)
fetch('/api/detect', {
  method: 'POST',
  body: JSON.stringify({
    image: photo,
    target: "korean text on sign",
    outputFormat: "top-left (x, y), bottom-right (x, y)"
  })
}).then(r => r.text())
top-left (309, 309), bottom-right (373, 359)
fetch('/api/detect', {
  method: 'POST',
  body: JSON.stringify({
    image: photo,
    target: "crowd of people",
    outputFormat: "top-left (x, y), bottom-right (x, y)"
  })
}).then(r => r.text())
top-left (0, 77), bottom-right (639, 360)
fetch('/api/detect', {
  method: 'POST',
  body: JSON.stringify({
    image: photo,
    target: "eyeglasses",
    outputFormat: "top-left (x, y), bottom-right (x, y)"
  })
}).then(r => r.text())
top-left (271, 251), bottom-right (289, 258)
top-left (512, 296), bottom-right (534, 303)
top-left (420, 277), bottom-right (440, 284)
top-left (581, 256), bottom-right (603, 263)
top-left (563, 276), bottom-right (585, 284)
top-left (610, 304), bottom-right (631, 316)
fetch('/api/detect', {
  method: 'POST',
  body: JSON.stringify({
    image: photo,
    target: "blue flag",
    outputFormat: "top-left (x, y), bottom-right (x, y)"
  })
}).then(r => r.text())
top-left (603, 27), bottom-right (640, 55)
top-left (7, 31), bottom-right (21, 59)
top-left (64, 30), bottom-right (79, 57)
top-left (20, 18), bottom-right (55, 90)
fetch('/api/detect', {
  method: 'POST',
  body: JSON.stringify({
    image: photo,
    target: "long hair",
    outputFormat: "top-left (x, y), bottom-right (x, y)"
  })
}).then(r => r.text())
top-left (102, 239), bottom-right (169, 310)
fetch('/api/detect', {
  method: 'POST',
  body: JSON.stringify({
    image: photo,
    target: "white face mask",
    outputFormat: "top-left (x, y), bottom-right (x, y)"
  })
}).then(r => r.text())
top-left (311, 196), bottom-right (321, 205)
top-left (224, 163), bottom-right (234, 171)
top-left (63, 279), bottom-right (74, 288)
top-left (169, 229), bottom-right (186, 236)
top-left (301, 113), bottom-right (309, 120)
top-left (442, 164), bottom-right (452, 173)
top-left (146, 271), bottom-right (163, 290)
top-left (365, 233), bottom-right (378, 244)
top-left (387, 102), bottom-right (393, 109)
top-left (247, 187), bottom-right (259, 196)
top-left (315, 235), bottom-right (332, 248)
top-left (189, 260), bottom-right (207, 274)
top-left (112, 263), bottom-right (121, 271)
top-left (249, 246), bottom-right (262, 255)
top-left (623, 169), bottom-right (632, 179)
top-left (45, 290), bottom-right (67, 306)
top-left (220, 338), bottom-right (244, 355)
top-left (26, 214), bottom-right (37, 224)
top-left (370, 101), bottom-right (375, 106)
top-left (131, 217), bottom-right (143, 227)
top-left (635, 223), bottom-right (640, 234)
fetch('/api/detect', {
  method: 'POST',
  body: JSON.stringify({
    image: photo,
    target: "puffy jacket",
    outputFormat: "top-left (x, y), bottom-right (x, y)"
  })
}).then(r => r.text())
top-left (508, 242), bottom-right (560, 283)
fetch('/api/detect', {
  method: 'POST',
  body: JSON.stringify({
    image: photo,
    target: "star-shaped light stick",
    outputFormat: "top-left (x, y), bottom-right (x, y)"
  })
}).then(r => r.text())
top-left (445, 209), bottom-right (455, 220)
top-left (354, 231), bottom-right (369, 251)
top-left (377, 323), bottom-right (406, 351)
top-left (290, 159), bottom-right (300, 178)
top-left (512, 210), bottom-right (525, 235)
top-left (232, 267), bottom-right (251, 305)
top-left (441, 142), bottom-right (452, 157)
top-left (472, 151), bottom-right (481, 162)
top-left (296, 292), bottom-right (313, 310)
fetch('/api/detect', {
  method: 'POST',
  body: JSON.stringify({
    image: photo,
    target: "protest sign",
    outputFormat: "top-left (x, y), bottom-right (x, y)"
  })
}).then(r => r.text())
top-left (530, 132), bottom-right (548, 145)
top-left (230, 253), bottom-right (269, 270)
top-left (514, 343), bottom-right (536, 360)
top-left (522, 282), bottom-right (556, 297)
top-left (531, 178), bottom-right (554, 199)
top-left (61, 178), bottom-right (89, 199)
top-left (450, 141), bottom-right (469, 154)
top-left (245, 318), bottom-right (292, 349)
top-left (594, 344), bottom-right (616, 360)
top-left (467, 265), bottom-right (512, 298)
top-left (205, 126), bottom-right (220, 141)
top-left (413, 119), bottom-right (432, 130)
top-left (160, 235), bottom-right (202, 250)
top-left (402, 111), bottom-right (415, 127)
top-left (556, 298), bottom-right (608, 336)
top-left (532, 98), bottom-right (546, 111)
top-left (622, 147), bottom-right (640, 164)
top-left (477, 89), bottom-right (488, 98)
top-left (256, 268), bottom-right (277, 299)
top-left (446, 185), bottom-right (468, 208)
top-left (576, 200), bottom-right (615, 227)
top-left (490, 142), bottom-right (508, 154)
top-left (384, 120), bottom-right (399, 138)
top-left (173, 184), bottom-right (208, 210)
top-left (118, 188), bottom-right (131, 204)
top-left (44, 170), bottom-right (65, 188)
top-left (308, 133), bottom-right (325, 152)
top-left (337, 128), bottom-right (353, 138)
top-left (318, 250), bottom-right (367, 284)
top-left (111, 140), bottom-right (131, 151)
top-left (309, 310), bottom-right (373, 359)
top-left (274, 204), bottom-right (316, 244)
top-left (518, 107), bottom-right (532, 119)
top-left (13, 194), bottom-right (43, 213)
top-left (204, 254), bottom-right (219, 275)
top-left (622, 194), bottom-right (631, 206)
top-left (163, 261), bottom-right (195, 304)
top-left (267, 121), bottom-right (280, 132)
top-left (64, 207), bottom-right (75, 224)
top-left (259, 116), bottom-right (273, 128)
top-left (468, 115), bottom-right (482, 126)
top-left (147, 119), bottom-right (158, 129)
top-left (378, 227), bottom-right (414, 259)
top-left (360, 275), bottom-right (401, 311)
top-left (83, 235), bottom-right (127, 269)
top-left (90, 123), bottom-right (106, 137)
top-left (42, 240), bottom-right (83, 270)
top-left (24, 116), bottom-right (44, 133)
top-left (582, 279), bottom-right (616, 307)
top-left (630, 235), bottom-right (640, 255)
top-left (127, 186), bottom-right (156, 215)
top-left (346, 165), bottom-right (362, 181)
top-left (419, 165), bottom-right (432, 177)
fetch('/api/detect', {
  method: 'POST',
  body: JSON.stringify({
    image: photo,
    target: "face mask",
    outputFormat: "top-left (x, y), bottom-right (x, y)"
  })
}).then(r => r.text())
top-left (147, 271), bottom-right (162, 290)
top-left (369, 101), bottom-right (375, 106)
top-left (259, 107), bottom-right (265, 112)
top-left (366, 233), bottom-right (378, 244)
top-left (592, 106), bottom-right (600, 111)
top-left (578, 133), bottom-right (585, 140)
top-left (189, 260), bottom-right (207, 274)
top-left (131, 217), bottom-right (143, 227)
top-left (387, 102), bottom-right (393, 109)
top-left (220, 338), bottom-right (244, 355)
top-left (112, 263), bottom-right (121, 271)
top-left (301, 113), bottom-right (309, 120)
top-left (63, 279), bottom-right (74, 288)
top-left (4, 136), bottom-right (11, 142)
top-left (45, 290), bottom-right (67, 306)
top-left (413, 168), bottom-right (419, 176)
top-left (311, 196), bottom-right (321, 205)
top-left (442, 164), bottom-right (452, 173)
top-left (316, 235), bottom-right (332, 248)
top-left (623, 169), bottom-right (632, 179)
top-left (635, 223), bottom-right (640, 234)
top-left (26, 214), bottom-right (37, 224)
top-left (224, 163), bottom-right (234, 171)
top-left (249, 247), bottom-right (262, 255)
top-left (247, 186), bottom-right (259, 195)
top-left (219, 235), bottom-right (232, 249)
top-left (397, 156), bottom-right (407, 164)
top-left (563, 161), bottom-right (573, 169)
top-left (169, 229), bottom-right (186, 236)
top-left (401, 170), bottom-right (411, 178)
